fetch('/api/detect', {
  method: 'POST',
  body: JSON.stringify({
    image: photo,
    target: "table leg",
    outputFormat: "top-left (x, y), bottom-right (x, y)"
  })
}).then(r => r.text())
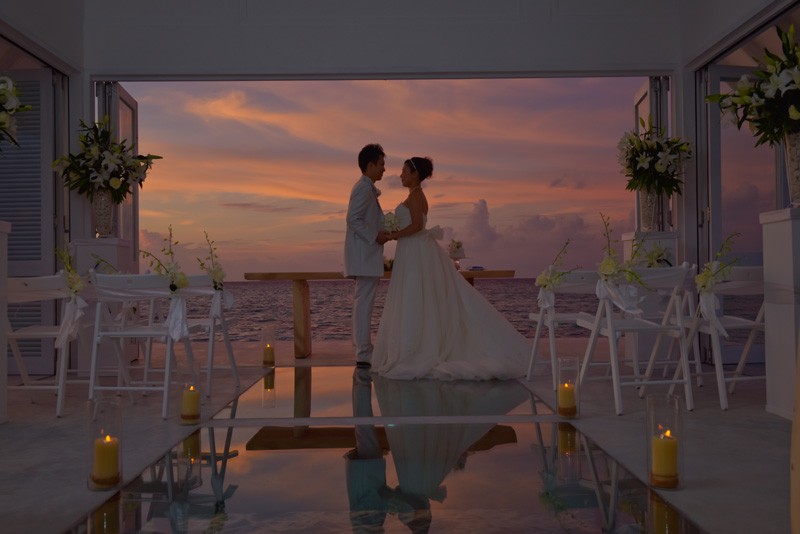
top-left (292, 279), bottom-right (312, 358)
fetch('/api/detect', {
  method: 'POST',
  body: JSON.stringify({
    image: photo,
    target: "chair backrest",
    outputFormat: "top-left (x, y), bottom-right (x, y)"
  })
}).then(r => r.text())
top-left (633, 262), bottom-right (691, 291)
top-left (714, 266), bottom-right (763, 296)
top-left (553, 270), bottom-right (600, 294)
top-left (7, 271), bottom-right (69, 304)
top-left (90, 270), bottom-right (172, 301)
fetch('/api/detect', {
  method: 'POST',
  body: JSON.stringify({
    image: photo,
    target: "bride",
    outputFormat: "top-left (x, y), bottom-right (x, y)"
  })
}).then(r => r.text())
top-left (371, 156), bottom-right (531, 380)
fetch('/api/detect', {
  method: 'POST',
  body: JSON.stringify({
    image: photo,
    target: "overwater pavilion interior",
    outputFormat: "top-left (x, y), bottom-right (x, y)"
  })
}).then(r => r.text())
top-left (1, 1), bottom-right (800, 532)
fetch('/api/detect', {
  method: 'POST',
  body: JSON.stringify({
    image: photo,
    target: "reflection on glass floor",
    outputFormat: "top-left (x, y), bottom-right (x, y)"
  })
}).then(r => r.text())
top-left (69, 367), bottom-right (704, 533)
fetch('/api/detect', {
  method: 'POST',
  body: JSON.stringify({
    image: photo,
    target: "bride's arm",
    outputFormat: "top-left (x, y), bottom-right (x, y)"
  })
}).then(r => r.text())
top-left (389, 195), bottom-right (426, 239)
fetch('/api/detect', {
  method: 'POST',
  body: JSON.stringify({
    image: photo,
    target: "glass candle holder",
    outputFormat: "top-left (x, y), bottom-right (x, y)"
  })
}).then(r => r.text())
top-left (261, 325), bottom-right (276, 366)
top-left (556, 356), bottom-right (579, 418)
top-left (262, 370), bottom-right (277, 408)
top-left (646, 394), bottom-right (682, 489)
top-left (180, 382), bottom-right (201, 425)
top-left (87, 398), bottom-right (122, 491)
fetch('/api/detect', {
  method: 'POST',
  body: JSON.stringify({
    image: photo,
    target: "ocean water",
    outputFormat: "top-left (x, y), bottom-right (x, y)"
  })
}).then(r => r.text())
top-left (197, 278), bottom-right (763, 345)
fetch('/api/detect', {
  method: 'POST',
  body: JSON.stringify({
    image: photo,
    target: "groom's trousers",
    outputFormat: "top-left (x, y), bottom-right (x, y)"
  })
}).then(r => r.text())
top-left (353, 276), bottom-right (379, 363)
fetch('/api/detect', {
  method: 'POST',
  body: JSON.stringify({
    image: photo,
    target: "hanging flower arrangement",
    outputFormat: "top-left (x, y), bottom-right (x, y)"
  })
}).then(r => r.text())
top-left (618, 118), bottom-right (692, 197)
top-left (53, 117), bottom-right (161, 204)
top-left (707, 25), bottom-right (800, 147)
top-left (0, 76), bottom-right (32, 153)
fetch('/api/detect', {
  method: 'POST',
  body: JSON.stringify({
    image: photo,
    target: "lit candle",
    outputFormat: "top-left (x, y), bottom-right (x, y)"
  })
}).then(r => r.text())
top-left (650, 429), bottom-right (679, 488)
top-left (263, 343), bottom-right (275, 366)
top-left (181, 385), bottom-right (201, 424)
top-left (91, 434), bottom-right (120, 489)
top-left (557, 382), bottom-right (577, 417)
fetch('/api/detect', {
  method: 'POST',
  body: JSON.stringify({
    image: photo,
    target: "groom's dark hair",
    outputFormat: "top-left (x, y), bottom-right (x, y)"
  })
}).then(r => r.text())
top-left (358, 144), bottom-right (385, 173)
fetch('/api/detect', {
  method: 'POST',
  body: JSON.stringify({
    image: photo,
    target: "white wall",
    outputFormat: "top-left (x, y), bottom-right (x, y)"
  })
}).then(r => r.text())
top-left (84, 0), bottom-right (681, 79)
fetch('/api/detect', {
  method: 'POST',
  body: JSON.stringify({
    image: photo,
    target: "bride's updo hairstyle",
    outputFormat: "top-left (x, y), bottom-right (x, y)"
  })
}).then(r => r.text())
top-left (407, 156), bottom-right (434, 181)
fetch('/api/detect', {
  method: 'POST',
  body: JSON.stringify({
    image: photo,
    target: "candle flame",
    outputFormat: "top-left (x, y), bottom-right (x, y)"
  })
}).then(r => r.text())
top-left (266, 343), bottom-right (272, 348)
top-left (189, 385), bottom-right (195, 392)
top-left (104, 435), bottom-right (112, 443)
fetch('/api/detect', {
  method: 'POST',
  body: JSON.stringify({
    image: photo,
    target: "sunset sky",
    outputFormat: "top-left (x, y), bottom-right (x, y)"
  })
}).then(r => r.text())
top-left (124, 77), bottom-right (685, 281)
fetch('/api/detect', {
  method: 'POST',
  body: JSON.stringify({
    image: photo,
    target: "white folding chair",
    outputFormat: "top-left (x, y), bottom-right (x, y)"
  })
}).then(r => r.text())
top-left (5, 271), bottom-right (86, 417)
top-left (185, 274), bottom-right (239, 396)
top-left (683, 266), bottom-right (765, 410)
top-left (88, 270), bottom-right (199, 419)
top-left (576, 263), bottom-right (694, 415)
top-left (526, 270), bottom-right (599, 388)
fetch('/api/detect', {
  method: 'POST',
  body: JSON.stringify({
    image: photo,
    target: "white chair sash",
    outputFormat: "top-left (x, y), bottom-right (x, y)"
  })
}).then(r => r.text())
top-left (166, 294), bottom-right (189, 341)
top-left (596, 279), bottom-right (643, 315)
top-left (698, 291), bottom-right (728, 338)
top-left (210, 289), bottom-right (235, 319)
top-left (537, 287), bottom-right (556, 327)
top-left (55, 294), bottom-right (87, 348)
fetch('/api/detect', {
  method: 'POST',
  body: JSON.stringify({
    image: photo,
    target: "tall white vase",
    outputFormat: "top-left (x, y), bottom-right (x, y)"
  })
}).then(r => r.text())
top-left (92, 189), bottom-right (115, 237)
top-left (784, 131), bottom-right (800, 207)
top-left (638, 190), bottom-right (658, 231)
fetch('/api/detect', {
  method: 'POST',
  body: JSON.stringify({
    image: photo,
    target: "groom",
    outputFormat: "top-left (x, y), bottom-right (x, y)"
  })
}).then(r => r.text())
top-left (345, 143), bottom-right (390, 367)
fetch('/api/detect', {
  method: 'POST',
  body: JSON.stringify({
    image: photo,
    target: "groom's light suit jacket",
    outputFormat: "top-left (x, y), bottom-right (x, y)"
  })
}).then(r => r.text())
top-left (344, 175), bottom-right (385, 278)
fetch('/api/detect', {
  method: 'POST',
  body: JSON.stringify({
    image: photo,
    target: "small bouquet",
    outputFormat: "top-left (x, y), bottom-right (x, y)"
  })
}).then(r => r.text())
top-left (197, 231), bottom-right (225, 290)
top-left (695, 234), bottom-right (739, 293)
top-left (535, 239), bottom-right (572, 290)
top-left (597, 213), bottom-right (643, 286)
top-left (384, 212), bottom-right (400, 232)
top-left (141, 225), bottom-right (189, 292)
top-left (618, 118), bottom-right (692, 197)
top-left (55, 246), bottom-right (85, 295)
top-left (448, 239), bottom-right (465, 259)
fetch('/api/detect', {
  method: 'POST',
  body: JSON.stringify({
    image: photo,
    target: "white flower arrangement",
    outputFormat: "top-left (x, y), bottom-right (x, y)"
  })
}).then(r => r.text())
top-left (55, 246), bottom-right (85, 295)
top-left (197, 231), bottom-right (226, 290)
top-left (618, 118), bottom-right (692, 197)
top-left (695, 233), bottom-right (740, 293)
top-left (0, 76), bottom-right (31, 153)
top-left (53, 117), bottom-right (161, 204)
top-left (707, 25), bottom-right (800, 147)
top-left (448, 239), bottom-right (465, 259)
top-left (535, 239), bottom-right (572, 290)
top-left (384, 212), bottom-right (400, 232)
top-left (141, 225), bottom-right (189, 292)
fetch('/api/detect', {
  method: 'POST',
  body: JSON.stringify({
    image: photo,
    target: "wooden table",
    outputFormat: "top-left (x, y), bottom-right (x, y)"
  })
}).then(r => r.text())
top-left (243, 270), bottom-right (515, 358)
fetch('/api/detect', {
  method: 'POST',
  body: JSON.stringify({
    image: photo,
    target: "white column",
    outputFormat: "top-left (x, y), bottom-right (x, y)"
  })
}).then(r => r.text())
top-left (0, 220), bottom-right (11, 424)
top-left (759, 208), bottom-right (800, 420)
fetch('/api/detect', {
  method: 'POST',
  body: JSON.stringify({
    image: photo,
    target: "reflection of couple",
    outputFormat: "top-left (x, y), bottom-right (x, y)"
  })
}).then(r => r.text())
top-left (344, 143), bottom-right (530, 379)
top-left (344, 367), bottom-right (528, 533)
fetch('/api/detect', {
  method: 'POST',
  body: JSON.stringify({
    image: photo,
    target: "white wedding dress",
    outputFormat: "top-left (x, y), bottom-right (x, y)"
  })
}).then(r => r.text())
top-left (372, 203), bottom-right (531, 380)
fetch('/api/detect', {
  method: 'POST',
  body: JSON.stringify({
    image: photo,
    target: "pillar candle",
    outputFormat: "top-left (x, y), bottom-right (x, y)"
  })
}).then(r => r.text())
top-left (557, 382), bottom-right (577, 417)
top-left (557, 422), bottom-right (577, 454)
top-left (650, 431), bottom-right (679, 488)
top-left (91, 434), bottom-right (120, 488)
top-left (263, 343), bottom-right (275, 366)
top-left (181, 385), bottom-right (201, 424)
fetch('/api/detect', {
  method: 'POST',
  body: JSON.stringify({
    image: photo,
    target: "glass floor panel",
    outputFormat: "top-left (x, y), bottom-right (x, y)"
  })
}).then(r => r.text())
top-left (68, 367), bottom-right (706, 533)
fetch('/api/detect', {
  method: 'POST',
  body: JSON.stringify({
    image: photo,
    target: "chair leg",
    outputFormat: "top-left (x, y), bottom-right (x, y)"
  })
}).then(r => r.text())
top-left (162, 338), bottom-right (174, 419)
top-left (547, 326), bottom-right (558, 391)
top-left (205, 322), bottom-right (215, 397)
top-left (88, 305), bottom-right (105, 401)
top-left (710, 331), bottom-right (728, 410)
top-left (604, 303), bottom-right (624, 415)
top-left (55, 346), bottom-right (69, 417)
top-left (526, 318), bottom-right (544, 381)
top-left (580, 306), bottom-right (604, 385)
top-left (221, 321), bottom-right (239, 389)
top-left (728, 327), bottom-right (760, 395)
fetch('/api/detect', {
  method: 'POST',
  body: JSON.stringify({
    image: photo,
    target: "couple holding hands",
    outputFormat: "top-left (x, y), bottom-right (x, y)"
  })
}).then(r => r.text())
top-left (344, 144), bottom-right (529, 380)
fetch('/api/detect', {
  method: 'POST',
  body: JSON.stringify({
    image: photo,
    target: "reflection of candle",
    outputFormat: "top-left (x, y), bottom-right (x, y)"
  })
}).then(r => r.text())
top-left (263, 372), bottom-right (275, 390)
top-left (650, 429), bottom-right (679, 488)
top-left (182, 430), bottom-right (201, 462)
top-left (92, 494), bottom-right (120, 533)
top-left (557, 422), bottom-right (577, 454)
top-left (91, 434), bottom-right (120, 488)
top-left (557, 382), bottom-right (577, 417)
top-left (263, 343), bottom-right (275, 366)
top-left (181, 385), bottom-right (201, 424)
top-left (649, 490), bottom-right (681, 533)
